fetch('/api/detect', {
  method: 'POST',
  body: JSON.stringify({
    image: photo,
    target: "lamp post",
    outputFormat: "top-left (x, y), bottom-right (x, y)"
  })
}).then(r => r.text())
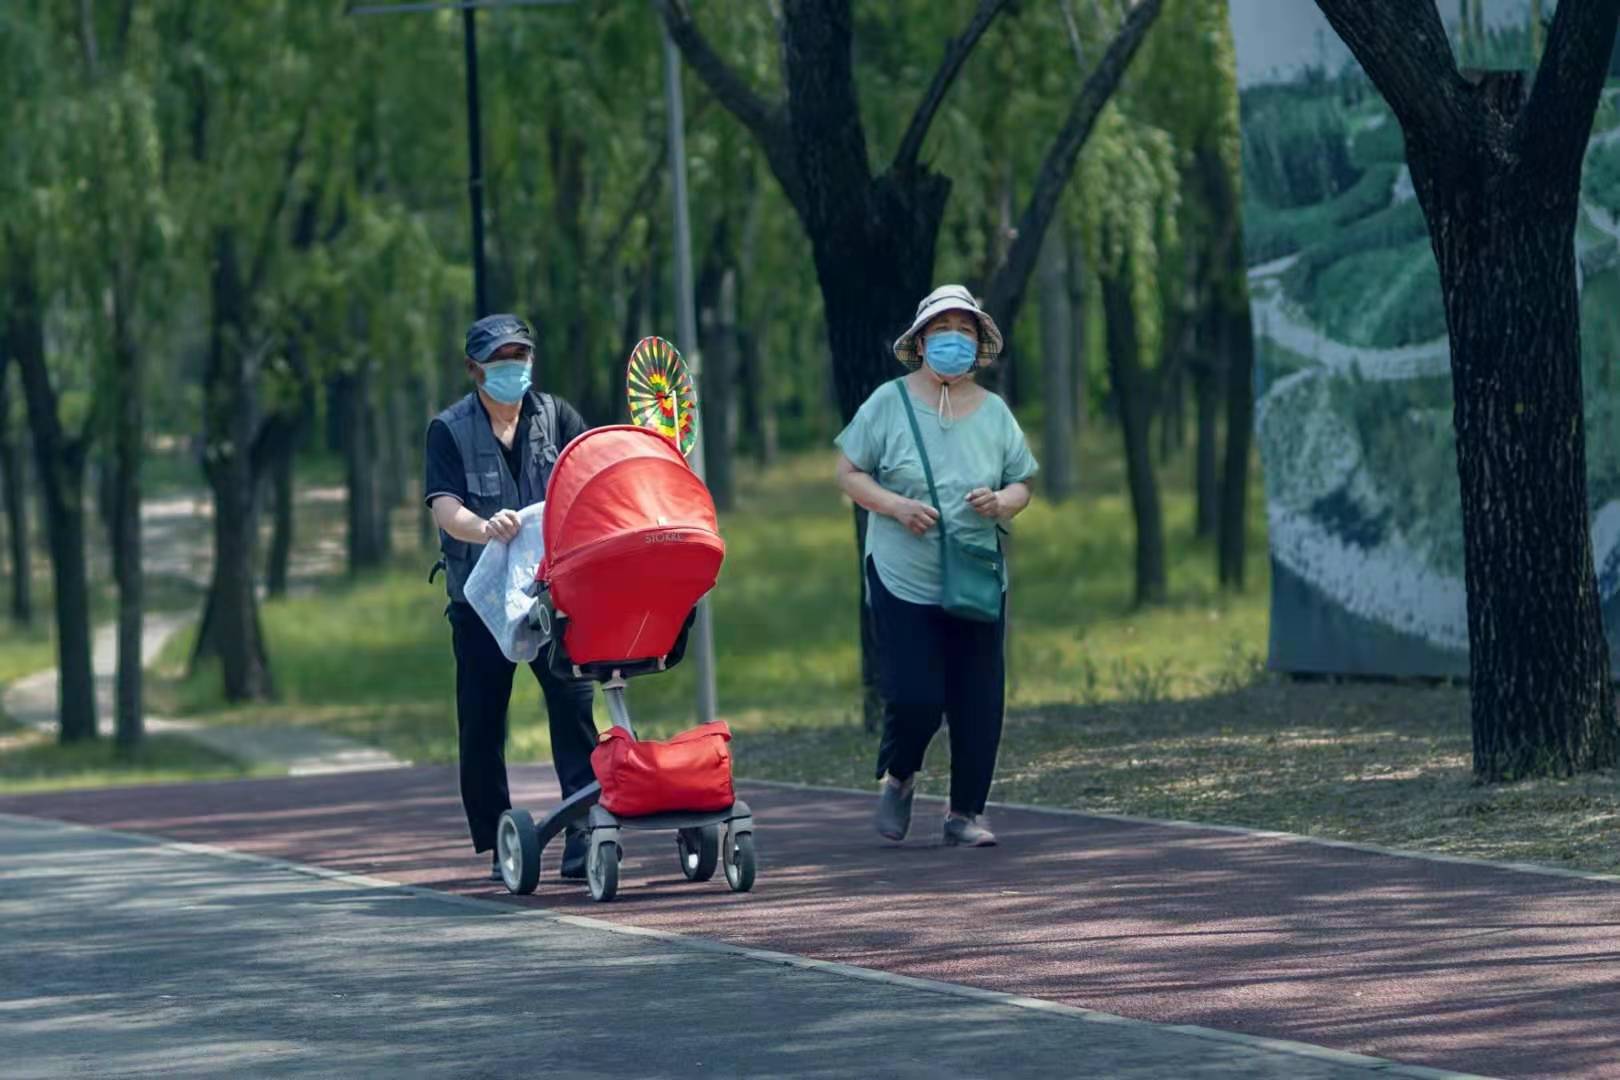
top-left (660, 16), bottom-right (718, 725)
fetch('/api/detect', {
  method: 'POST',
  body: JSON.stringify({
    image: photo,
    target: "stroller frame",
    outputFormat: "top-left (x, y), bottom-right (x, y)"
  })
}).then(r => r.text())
top-left (496, 627), bottom-right (755, 902)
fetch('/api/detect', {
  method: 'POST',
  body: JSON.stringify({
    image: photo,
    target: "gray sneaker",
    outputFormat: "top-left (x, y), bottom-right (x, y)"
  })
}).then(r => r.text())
top-left (943, 815), bottom-right (997, 847)
top-left (874, 777), bottom-right (916, 841)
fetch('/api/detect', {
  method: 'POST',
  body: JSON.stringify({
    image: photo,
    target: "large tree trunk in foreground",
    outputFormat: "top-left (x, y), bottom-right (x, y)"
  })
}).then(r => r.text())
top-left (1315, 0), bottom-right (1620, 780)
top-left (1102, 268), bottom-right (1166, 606)
top-left (7, 237), bottom-right (97, 741)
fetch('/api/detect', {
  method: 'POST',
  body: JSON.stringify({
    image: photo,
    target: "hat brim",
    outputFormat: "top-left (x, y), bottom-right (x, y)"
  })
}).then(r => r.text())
top-left (893, 297), bottom-right (1004, 369)
top-left (470, 332), bottom-right (535, 364)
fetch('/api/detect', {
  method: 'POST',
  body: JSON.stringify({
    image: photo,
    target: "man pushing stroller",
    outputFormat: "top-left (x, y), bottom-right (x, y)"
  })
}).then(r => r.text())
top-left (424, 314), bottom-right (599, 882)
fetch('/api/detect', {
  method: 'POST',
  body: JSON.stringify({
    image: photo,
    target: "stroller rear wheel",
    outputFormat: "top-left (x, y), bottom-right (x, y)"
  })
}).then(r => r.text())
top-left (724, 831), bottom-right (756, 893)
top-left (588, 841), bottom-right (621, 902)
top-left (676, 826), bottom-right (721, 882)
top-left (497, 810), bottom-right (541, 895)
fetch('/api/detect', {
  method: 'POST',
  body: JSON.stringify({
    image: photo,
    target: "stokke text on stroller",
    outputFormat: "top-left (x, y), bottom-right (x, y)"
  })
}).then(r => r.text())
top-left (495, 417), bottom-right (755, 902)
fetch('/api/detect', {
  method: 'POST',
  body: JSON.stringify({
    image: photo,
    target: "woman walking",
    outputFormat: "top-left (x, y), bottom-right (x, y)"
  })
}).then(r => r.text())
top-left (835, 285), bottom-right (1038, 847)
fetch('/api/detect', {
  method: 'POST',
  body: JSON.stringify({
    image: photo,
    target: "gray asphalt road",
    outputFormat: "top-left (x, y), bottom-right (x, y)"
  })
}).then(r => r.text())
top-left (0, 815), bottom-right (1459, 1080)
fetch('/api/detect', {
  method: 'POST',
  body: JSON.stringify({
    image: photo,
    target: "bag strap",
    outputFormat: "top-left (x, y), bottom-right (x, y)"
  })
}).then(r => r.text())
top-left (893, 380), bottom-right (949, 546)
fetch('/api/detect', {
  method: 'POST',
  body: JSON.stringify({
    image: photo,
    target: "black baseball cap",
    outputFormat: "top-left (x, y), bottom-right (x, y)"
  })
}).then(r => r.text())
top-left (465, 314), bottom-right (534, 363)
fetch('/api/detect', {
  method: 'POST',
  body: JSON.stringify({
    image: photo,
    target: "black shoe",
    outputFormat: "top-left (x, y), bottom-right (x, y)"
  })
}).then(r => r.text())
top-left (560, 828), bottom-right (588, 880)
top-left (488, 852), bottom-right (503, 882)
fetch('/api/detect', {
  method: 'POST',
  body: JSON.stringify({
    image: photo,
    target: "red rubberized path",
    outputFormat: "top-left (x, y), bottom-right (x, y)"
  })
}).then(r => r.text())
top-left (7, 766), bottom-right (1620, 1078)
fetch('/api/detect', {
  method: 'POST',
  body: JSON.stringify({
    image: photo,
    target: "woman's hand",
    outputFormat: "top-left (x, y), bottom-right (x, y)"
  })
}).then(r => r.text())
top-left (481, 509), bottom-right (522, 543)
top-left (966, 487), bottom-right (1005, 520)
top-left (891, 497), bottom-right (941, 536)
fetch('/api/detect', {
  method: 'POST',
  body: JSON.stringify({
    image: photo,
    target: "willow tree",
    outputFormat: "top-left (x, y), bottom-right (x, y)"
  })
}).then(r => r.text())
top-left (0, 3), bottom-right (97, 742)
top-left (656, 0), bottom-right (1164, 724)
top-left (1314, 0), bottom-right (1620, 780)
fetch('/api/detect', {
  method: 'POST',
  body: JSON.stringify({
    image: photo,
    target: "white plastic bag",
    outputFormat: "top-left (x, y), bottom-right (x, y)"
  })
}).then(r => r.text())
top-left (464, 502), bottom-right (549, 663)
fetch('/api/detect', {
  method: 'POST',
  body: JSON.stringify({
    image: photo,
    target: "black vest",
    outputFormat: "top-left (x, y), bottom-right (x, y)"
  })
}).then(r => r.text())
top-left (435, 390), bottom-right (561, 604)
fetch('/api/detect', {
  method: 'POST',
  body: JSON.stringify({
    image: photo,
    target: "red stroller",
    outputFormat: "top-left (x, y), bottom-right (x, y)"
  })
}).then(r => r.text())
top-left (494, 425), bottom-right (755, 902)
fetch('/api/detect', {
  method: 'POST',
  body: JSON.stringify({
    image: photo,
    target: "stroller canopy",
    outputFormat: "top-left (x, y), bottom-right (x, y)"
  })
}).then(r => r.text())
top-left (541, 425), bottom-right (724, 666)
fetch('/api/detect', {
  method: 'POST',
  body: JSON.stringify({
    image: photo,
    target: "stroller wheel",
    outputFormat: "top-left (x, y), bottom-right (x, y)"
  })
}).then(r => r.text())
top-left (588, 841), bottom-right (620, 902)
top-left (497, 810), bottom-right (541, 895)
top-left (724, 831), bottom-right (756, 894)
top-left (677, 826), bottom-right (721, 882)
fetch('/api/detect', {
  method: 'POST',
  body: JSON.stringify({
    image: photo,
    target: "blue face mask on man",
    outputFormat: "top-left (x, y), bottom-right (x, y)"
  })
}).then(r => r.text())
top-left (923, 329), bottom-right (978, 378)
top-left (480, 359), bottom-right (532, 404)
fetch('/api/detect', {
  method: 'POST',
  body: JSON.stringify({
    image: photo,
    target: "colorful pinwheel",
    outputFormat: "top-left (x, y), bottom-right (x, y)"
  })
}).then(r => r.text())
top-left (626, 336), bottom-right (699, 457)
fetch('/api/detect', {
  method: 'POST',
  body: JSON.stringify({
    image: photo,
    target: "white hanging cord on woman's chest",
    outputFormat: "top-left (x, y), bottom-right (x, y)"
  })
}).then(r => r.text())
top-left (937, 382), bottom-right (955, 430)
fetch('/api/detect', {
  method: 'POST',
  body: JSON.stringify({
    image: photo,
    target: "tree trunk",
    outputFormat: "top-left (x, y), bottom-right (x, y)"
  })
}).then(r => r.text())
top-left (338, 366), bottom-right (387, 574)
top-left (1068, 226), bottom-right (1088, 480)
top-left (1216, 293), bottom-right (1254, 588)
top-left (265, 432), bottom-right (295, 598)
top-left (7, 235), bottom-right (97, 741)
top-left (0, 360), bottom-right (32, 625)
top-left (1202, 139), bottom-right (1254, 590)
top-left (740, 320), bottom-right (778, 466)
top-left (703, 269), bottom-right (740, 512)
top-left (1037, 229), bottom-right (1075, 502)
top-left (1102, 269), bottom-right (1166, 606)
top-left (195, 228), bottom-right (273, 702)
top-left (1193, 354), bottom-right (1220, 539)
top-left (1439, 195), bottom-right (1615, 779)
top-left (111, 284), bottom-right (143, 755)
top-left (1313, 0), bottom-right (1620, 780)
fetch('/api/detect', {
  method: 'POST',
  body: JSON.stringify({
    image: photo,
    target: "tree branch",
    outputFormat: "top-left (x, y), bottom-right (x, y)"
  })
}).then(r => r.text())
top-left (1516, 0), bottom-right (1620, 182)
top-left (652, 0), bottom-right (805, 213)
top-left (591, 137), bottom-right (671, 281)
top-left (892, 0), bottom-right (1014, 173)
top-left (116, 0), bottom-right (136, 58)
top-left (982, 0), bottom-right (1163, 331)
top-left (79, 0), bottom-right (100, 78)
top-left (1058, 0), bottom-right (1087, 68)
top-left (246, 109), bottom-right (310, 298)
top-left (1312, 0), bottom-right (1471, 149)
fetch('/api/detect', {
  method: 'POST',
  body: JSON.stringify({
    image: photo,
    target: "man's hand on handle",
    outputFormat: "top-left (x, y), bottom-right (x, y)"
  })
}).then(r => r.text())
top-left (482, 509), bottom-right (522, 544)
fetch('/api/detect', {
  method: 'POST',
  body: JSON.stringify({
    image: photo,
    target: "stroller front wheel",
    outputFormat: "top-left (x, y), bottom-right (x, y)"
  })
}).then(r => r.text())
top-left (677, 826), bottom-right (721, 882)
top-left (588, 841), bottom-right (621, 902)
top-left (724, 831), bottom-right (756, 893)
top-left (497, 810), bottom-right (541, 895)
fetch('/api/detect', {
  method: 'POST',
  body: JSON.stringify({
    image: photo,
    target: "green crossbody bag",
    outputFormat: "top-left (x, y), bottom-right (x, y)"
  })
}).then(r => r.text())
top-left (894, 380), bottom-right (1004, 623)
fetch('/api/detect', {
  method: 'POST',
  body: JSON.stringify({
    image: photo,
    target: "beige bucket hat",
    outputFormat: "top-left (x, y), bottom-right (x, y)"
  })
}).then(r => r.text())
top-left (892, 284), bottom-right (1005, 369)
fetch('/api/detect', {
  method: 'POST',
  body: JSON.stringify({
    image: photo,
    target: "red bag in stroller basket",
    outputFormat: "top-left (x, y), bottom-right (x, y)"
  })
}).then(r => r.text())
top-left (591, 721), bottom-right (735, 817)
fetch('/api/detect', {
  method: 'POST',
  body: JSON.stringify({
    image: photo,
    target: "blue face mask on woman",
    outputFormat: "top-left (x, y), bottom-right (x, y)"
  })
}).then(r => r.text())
top-left (923, 330), bottom-right (977, 378)
top-left (480, 359), bottom-right (532, 404)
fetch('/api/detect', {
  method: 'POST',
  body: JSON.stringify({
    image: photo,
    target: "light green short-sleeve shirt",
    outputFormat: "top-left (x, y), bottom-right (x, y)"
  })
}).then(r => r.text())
top-left (836, 380), bottom-right (1039, 607)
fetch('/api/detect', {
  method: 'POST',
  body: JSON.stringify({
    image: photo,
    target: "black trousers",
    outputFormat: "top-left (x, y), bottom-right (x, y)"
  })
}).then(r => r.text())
top-left (447, 602), bottom-right (599, 852)
top-left (866, 559), bottom-right (1006, 817)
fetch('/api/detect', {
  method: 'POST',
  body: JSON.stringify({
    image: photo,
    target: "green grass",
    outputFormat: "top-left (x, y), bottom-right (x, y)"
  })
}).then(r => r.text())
top-left (157, 430), bottom-right (1272, 764)
top-left (0, 621), bottom-right (55, 689)
top-left (0, 713), bottom-right (252, 794)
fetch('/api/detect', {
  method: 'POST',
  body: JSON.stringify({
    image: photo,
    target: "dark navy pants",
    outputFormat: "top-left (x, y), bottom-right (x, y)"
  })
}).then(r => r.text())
top-left (447, 602), bottom-right (598, 852)
top-left (866, 559), bottom-right (1007, 816)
